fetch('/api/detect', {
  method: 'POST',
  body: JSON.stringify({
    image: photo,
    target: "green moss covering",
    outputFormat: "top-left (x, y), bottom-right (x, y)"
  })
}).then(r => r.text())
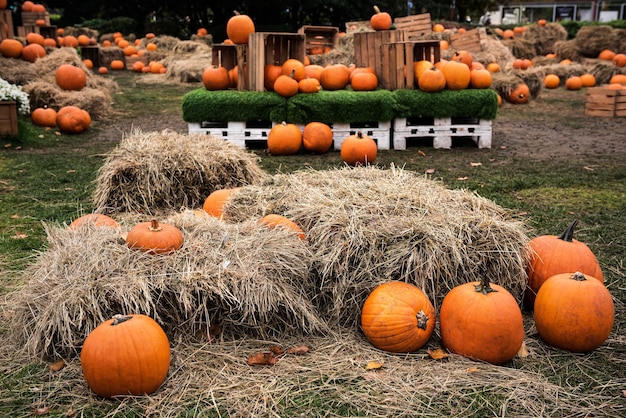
top-left (286, 90), bottom-right (398, 124)
top-left (393, 89), bottom-right (499, 120)
top-left (181, 89), bottom-right (288, 122)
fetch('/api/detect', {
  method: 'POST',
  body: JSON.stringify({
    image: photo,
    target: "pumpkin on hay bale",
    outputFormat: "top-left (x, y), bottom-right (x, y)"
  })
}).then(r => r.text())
top-left (222, 166), bottom-right (531, 327)
top-left (589, 62), bottom-right (626, 85)
top-left (91, 129), bottom-right (268, 216)
top-left (554, 39), bottom-right (581, 62)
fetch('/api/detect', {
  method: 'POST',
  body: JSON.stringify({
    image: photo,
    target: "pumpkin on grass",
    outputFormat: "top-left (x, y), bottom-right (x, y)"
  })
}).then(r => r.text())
top-left (439, 273), bottom-right (524, 364)
top-left (534, 272), bottom-right (614, 353)
top-left (361, 281), bottom-right (436, 353)
top-left (81, 314), bottom-right (170, 398)
top-left (340, 131), bottom-right (377, 166)
top-left (544, 74), bottom-right (560, 89)
top-left (302, 121), bottom-right (333, 154)
top-left (126, 219), bottom-right (183, 254)
top-left (258, 214), bottom-right (305, 240)
top-left (525, 220), bottom-right (603, 310)
top-left (267, 121), bottom-right (302, 155)
top-left (56, 105), bottom-right (91, 134)
top-left (31, 106), bottom-right (57, 128)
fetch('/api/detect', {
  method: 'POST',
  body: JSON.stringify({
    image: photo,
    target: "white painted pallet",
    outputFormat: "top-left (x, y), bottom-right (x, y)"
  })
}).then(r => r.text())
top-left (393, 117), bottom-right (492, 149)
top-left (188, 120), bottom-right (275, 148)
top-left (331, 121), bottom-right (392, 150)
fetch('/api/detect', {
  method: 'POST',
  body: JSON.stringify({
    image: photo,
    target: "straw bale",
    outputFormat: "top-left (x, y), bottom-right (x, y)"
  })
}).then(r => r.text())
top-left (166, 56), bottom-right (212, 83)
top-left (0, 56), bottom-right (38, 85)
top-left (531, 56), bottom-right (559, 67)
top-left (22, 81), bottom-right (113, 119)
top-left (98, 46), bottom-right (125, 67)
top-left (574, 25), bottom-right (617, 58)
top-left (502, 37), bottom-right (536, 59)
top-left (514, 68), bottom-right (544, 98)
top-left (92, 129), bottom-right (269, 215)
top-left (6, 213), bottom-right (323, 359)
top-left (614, 29), bottom-right (626, 53)
top-left (554, 39), bottom-right (581, 61)
top-left (589, 61), bottom-right (626, 85)
top-left (523, 23), bottom-right (568, 56)
top-left (536, 62), bottom-right (588, 81)
top-left (476, 37), bottom-right (516, 68)
top-left (223, 166), bottom-right (531, 327)
top-left (172, 40), bottom-right (211, 55)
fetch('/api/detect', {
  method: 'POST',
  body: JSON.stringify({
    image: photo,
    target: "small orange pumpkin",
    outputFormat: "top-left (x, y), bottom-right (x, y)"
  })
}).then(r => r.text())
top-left (370, 5), bottom-right (392, 31)
top-left (203, 188), bottom-right (241, 219)
top-left (97, 66), bottom-right (108, 74)
top-left (274, 70), bottom-right (299, 97)
top-left (267, 121), bottom-right (302, 156)
top-left (68, 213), bottom-right (119, 230)
top-left (579, 73), bottom-right (596, 87)
top-left (469, 68), bottom-right (492, 89)
top-left (55, 63), bottom-right (87, 91)
top-left (612, 53), bottom-right (626, 67)
top-left (56, 105), bottom-right (91, 134)
top-left (598, 49), bottom-right (615, 61)
top-left (565, 76), bottom-right (582, 90)
top-left (258, 214), bottom-right (305, 240)
top-left (26, 32), bottom-right (45, 46)
top-left (281, 58), bottom-right (306, 81)
top-left (486, 62), bottom-right (501, 73)
top-left (110, 59), bottom-right (125, 70)
top-left (298, 77), bottom-right (321, 94)
top-left (340, 131), bottom-right (377, 166)
top-left (418, 67), bottom-right (446, 92)
top-left (320, 63), bottom-right (350, 90)
top-left (202, 66), bottom-right (230, 90)
top-left (126, 219), bottom-right (183, 254)
top-left (0, 39), bottom-right (24, 58)
top-left (361, 281), bottom-right (436, 353)
top-left (31, 106), bottom-right (57, 127)
top-left (350, 71), bottom-right (378, 91)
top-left (21, 43), bottom-right (46, 62)
top-left (226, 11), bottom-right (255, 44)
top-left (537, 19), bottom-right (547, 26)
top-left (302, 121), bottom-right (333, 154)
top-left (609, 74), bottom-right (626, 84)
top-left (506, 83), bottom-right (530, 104)
top-left (264, 64), bottom-right (283, 91)
top-left (544, 73), bottom-right (560, 89)
top-left (534, 272), bottom-right (614, 353)
top-left (62, 35), bottom-right (78, 48)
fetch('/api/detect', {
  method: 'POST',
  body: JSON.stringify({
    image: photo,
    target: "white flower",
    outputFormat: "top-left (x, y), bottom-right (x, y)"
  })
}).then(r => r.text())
top-left (0, 78), bottom-right (30, 116)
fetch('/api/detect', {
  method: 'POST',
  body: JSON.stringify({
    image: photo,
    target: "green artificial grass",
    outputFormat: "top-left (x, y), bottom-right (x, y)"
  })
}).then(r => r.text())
top-left (286, 89), bottom-right (398, 124)
top-left (393, 89), bottom-right (499, 120)
top-left (181, 89), bottom-right (288, 122)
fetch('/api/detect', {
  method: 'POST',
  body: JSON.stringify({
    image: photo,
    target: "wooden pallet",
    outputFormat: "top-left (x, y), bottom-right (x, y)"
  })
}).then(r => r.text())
top-left (331, 121), bottom-right (392, 150)
top-left (247, 32), bottom-right (305, 92)
top-left (0, 10), bottom-right (14, 40)
top-left (298, 25), bottom-right (338, 55)
top-left (585, 86), bottom-right (626, 117)
top-left (212, 43), bottom-right (248, 90)
top-left (188, 120), bottom-right (276, 148)
top-left (393, 13), bottom-right (432, 38)
top-left (393, 116), bottom-right (492, 149)
top-left (450, 28), bottom-right (487, 53)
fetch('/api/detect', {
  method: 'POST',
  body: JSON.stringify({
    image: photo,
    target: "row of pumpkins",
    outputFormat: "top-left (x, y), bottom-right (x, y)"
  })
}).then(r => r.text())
top-left (72, 195), bottom-right (613, 399)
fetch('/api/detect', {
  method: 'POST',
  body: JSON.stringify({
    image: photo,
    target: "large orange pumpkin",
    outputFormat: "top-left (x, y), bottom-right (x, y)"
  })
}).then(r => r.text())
top-left (506, 83), bottom-right (531, 104)
top-left (21, 43), bottom-right (46, 62)
top-left (320, 64), bottom-right (350, 90)
top-left (0, 39), bottom-right (24, 58)
top-left (524, 220), bottom-right (603, 310)
top-left (226, 11), bottom-right (255, 44)
top-left (302, 121), bottom-right (333, 154)
top-left (281, 58), bottom-right (306, 81)
top-left (534, 272), bottom-right (614, 353)
top-left (81, 314), bottom-right (170, 398)
top-left (370, 5), bottom-right (392, 31)
top-left (126, 219), bottom-right (183, 254)
top-left (361, 281), bottom-right (436, 353)
top-left (25, 32), bottom-right (45, 46)
top-left (441, 60), bottom-right (470, 90)
top-left (418, 67), bottom-right (446, 92)
top-left (55, 63), bottom-right (87, 91)
top-left (267, 121), bottom-right (302, 155)
top-left (340, 131), bottom-right (377, 166)
top-left (350, 71), bottom-right (378, 91)
top-left (273, 72), bottom-right (299, 97)
top-left (202, 66), bottom-right (230, 90)
top-left (439, 276), bottom-right (524, 364)
top-left (56, 105), bottom-right (91, 134)
top-left (258, 214), bottom-right (305, 240)
top-left (469, 68), bottom-right (492, 89)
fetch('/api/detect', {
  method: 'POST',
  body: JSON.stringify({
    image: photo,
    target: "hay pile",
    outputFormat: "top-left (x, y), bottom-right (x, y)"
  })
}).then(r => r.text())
top-left (162, 40), bottom-right (212, 83)
top-left (92, 129), bottom-right (268, 215)
top-left (223, 166), bottom-right (530, 326)
top-left (574, 25), bottom-right (618, 58)
top-left (523, 24), bottom-right (568, 56)
top-left (502, 37), bottom-right (536, 59)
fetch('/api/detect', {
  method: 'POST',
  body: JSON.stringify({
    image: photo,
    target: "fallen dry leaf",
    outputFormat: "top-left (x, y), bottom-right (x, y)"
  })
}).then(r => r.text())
top-left (418, 150), bottom-right (427, 157)
top-left (3, 143), bottom-right (11, 148)
top-left (11, 233), bottom-right (28, 239)
top-left (38, 134), bottom-right (45, 138)
top-left (427, 348), bottom-right (449, 360)
top-left (247, 352), bottom-right (278, 366)
top-left (269, 345), bottom-right (284, 356)
top-left (49, 359), bottom-right (66, 372)
top-left (517, 341), bottom-right (529, 358)
top-left (456, 176), bottom-right (468, 181)
top-left (425, 168), bottom-right (435, 174)
top-left (33, 406), bottom-right (50, 415)
top-left (287, 345), bottom-right (309, 355)
top-left (365, 361), bottom-right (384, 370)
top-left (466, 367), bottom-right (480, 373)
top-left (470, 162), bottom-right (483, 167)
top-left (10, 214), bottom-right (19, 219)
top-left (583, 166), bottom-right (595, 171)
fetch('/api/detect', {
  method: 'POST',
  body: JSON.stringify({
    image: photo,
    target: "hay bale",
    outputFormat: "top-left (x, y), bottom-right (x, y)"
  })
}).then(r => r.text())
top-left (165, 55), bottom-right (213, 82)
top-left (0, 56), bottom-right (38, 85)
top-left (491, 72), bottom-right (532, 100)
top-left (614, 29), bottom-right (626, 54)
top-left (22, 82), bottom-right (113, 119)
top-left (514, 68), bottom-right (544, 98)
top-left (554, 39), bottom-right (581, 61)
top-left (523, 23), bottom-right (568, 56)
top-left (475, 37), bottom-right (516, 68)
top-left (92, 129), bottom-right (269, 215)
top-left (99, 46), bottom-right (125, 67)
top-left (574, 25), bottom-right (617, 58)
top-left (502, 37), bottom-right (537, 59)
top-left (589, 61), bottom-right (626, 85)
top-left (223, 166), bottom-right (531, 327)
top-left (7, 213), bottom-right (324, 359)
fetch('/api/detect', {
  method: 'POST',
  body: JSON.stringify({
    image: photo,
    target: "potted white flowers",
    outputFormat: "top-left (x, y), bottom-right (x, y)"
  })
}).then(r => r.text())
top-left (1, 78), bottom-right (30, 136)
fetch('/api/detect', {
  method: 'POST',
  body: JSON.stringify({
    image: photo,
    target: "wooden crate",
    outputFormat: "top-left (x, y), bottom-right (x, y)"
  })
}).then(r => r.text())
top-left (0, 101), bottom-right (19, 137)
top-left (393, 116), bottom-right (492, 149)
top-left (17, 25), bottom-right (39, 37)
top-left (393, 13), bottom-right (432, 38)
top-left (585, 86), bottom-right (626, 117)
top-left (450, 28), bottom-right (487, 53)
top-left (298, 25), bottom-right (339, 55)
top-left (37, 25), bottom-right (57, 40)
top-left (211, 43), bottom-right (248, 90)
top-left (21, 11), bottom-right (50, 26)
top-left (380, 40), bottom-right (441, 90)
top-left (247, 32), bottom-right (305, 92)
top-left (353, 30), bottom-right (405, 83)
top-left (125, 55), bottom-right (148, 69)
top-left (0, 10), bottom-right (14, 40)
top-left (80, 46), bottom-right (100, 68)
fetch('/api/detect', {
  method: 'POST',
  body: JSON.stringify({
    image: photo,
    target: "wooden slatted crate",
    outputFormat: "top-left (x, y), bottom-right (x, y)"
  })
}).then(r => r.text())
top-left (449, 28), bottom-right (487, 53)
top-left (0, 101), bottom-right (19, 137)
top-left (21, 11), bottom-right (50, 26)
top-left (393, 13), bottom-right (432, 38)
top-left (380, 40), bottom-right (441, 90)
top-left (80, 46), bottom-right (100, 68)
top-left (17, 25), bottom-right (39, 37)
top-left (247, 32), bottom-right (305, 92)
top-left (37, 25), bottom-right (57, 41)
top-left (212, 43), bottom-right (248, 90)
top-left (353, 30), bottom-right (405, 84)
top-left (585, 86), bottom-right (626, 117)
top-left (298, 25), bottom-right (338, 55)
top-left (0, 10), bottom-right (14, 40)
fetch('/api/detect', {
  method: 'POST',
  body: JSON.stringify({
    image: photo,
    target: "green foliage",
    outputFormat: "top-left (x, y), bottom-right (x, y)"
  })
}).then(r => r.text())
top-left (80, 16), bottom-right (138, 36)
top-left (394, 89), bottom-right (499, 120)
top-left (182, 89), bottom-right (288, 122)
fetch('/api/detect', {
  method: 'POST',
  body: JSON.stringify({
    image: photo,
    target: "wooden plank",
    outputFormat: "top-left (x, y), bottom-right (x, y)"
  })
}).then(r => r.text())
top-left (394, 13), bottom-right (432, 38)
top-left (247, 32), bottom-right (304, 92)
top-left (0, 101), bottom-right (18, 136)
top-left (450, 28), bottom-right (484, 53)
top-left (21, 11), bottom-right (49, 26)
top-left (0, 10), bottom-right (14, 40)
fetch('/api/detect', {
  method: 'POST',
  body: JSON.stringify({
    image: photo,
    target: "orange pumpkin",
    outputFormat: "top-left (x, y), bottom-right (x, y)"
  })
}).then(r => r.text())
top-left (97, 66), bottom-right (108, 74)
top-left (433, 23), bottom-right (445, 33)
top-left (226, 11), bottom-right (255, 44)
top-left (21, 1), bottom-right (34, 11)
top-left (304, 64), bottom-right (324, 81)
top-left (320, 64), bottom-right (350, 91)
top-left (350, 71), bottom-right (378, 91)
top-left (56, 105), bottom-right (91, 134)
top-left (612, 53), bottom-right (626, 67)
top-left (302, 121), bottom-right (333, 154)
top-left (258, 214), bottom-right (305, 240)
top-left (565, 76), bottom-right (582, 90)
top-left (146, 42), bottom-right (157, 51)
top-left (0, 39), bottom-right (24, 58)
top-left (126, 219), bottom-right (183, 254)
top-left (506, 83), bottom-right (530, 104)
top-left (25, 32), bottom-right (44, 46)
top-left (534, 272), bottom-right (614, 353)
top-left (469, 68), bottom-right (492, 89)
top-left (55, 63), bottom-right (87, 91)
top-left (361, 281), bottom-right (436, 353)
top-left (579, 73), bottom-right (596, 87)
top-left (370, 5), bottom-right (392, 31)
top-left (81, 314), bottom-right (170, 398)
top-left (62, 35), bottom-right (78, 48)
top-left (537, 19), bottom-right (547, 26)
top-left (69, 213), bottom-right (119, 230)
top-left (110, 59), bottom-right (125, 70)
top-left (77, 34), bottom-right (90, 46)
top-left (486, 62), bottom-right (501, 73)
top-left (31, 107), bottom-right (57, 128)
top-left (267, 121), bottom-right (302, 156)
top-left (524, 220), bottom-right (603, 310)
top-left (544, 73), bottom-right (560, 89)
top-left (298, 77), bottom-right (321, 94)
top-left (202, 66), bottom-right (230, 90)
top-left (439, 276), bottom-right (524, 364)
top-left (273, 71), bottom-right (299, 97)
top-left (452, 50), bottom-right (473, 68)
top-left (281, 58), bottom-right (306, 81)
top-left (418, 67), bottom-right (446, 92)
top-left (264, 64), bottom-right (283, 91)
top-left (82, 58), bottom-right (93, 68)
top-left (340, 131), bottom-right (377, 166)
top-left (21, 43), bottom-right (45, 62)
top-left (441, 60), bottom-right (470, 90)
top-left (598, 49), bottom-right (615, 61)
top-left (203, 188), bottom-right (241, 219)
top-left (413, 60), bottom-right (432, 82)
top-left (609, 74), bottom-right (626, 84)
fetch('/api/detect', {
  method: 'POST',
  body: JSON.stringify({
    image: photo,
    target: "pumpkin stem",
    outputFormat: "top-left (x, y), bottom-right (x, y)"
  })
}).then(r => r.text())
top-left (149, 219), bottom-right (162, 232)
top-left (416, 310), bottom-right (430, 330)
top-left (570, 271), bottom-right (587, 281)
top-left (373, 5), bottom-right (381, 14)
top-left (111, 314), bottom-right (132, 325)
top-left (558, 219), bottom-right (579, 242)
top-left (474, 270), bottom-right (497, 295)
top-left (356, 131), bottom-right (364, 139)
